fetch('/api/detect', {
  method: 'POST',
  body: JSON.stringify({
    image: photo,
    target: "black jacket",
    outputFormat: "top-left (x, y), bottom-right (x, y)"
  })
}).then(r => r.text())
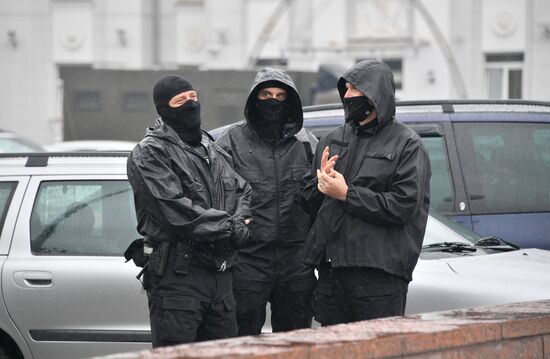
top-left (301, 60), bottom-right (431, 282)
top-left (127, 119), bottom-right (252, 271)
top-left (216, 68), bottom-right (318, 282)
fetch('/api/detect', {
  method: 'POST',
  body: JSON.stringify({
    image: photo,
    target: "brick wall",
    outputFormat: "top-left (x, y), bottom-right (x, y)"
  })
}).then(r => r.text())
top-left (95, 300), bottom-right (550, 359)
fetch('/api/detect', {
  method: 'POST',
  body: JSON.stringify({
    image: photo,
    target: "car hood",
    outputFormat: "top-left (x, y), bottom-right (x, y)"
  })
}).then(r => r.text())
top-left (443, 248), bottom-right (550, 279)
top-left (407, 249), bottom-right (550, 315)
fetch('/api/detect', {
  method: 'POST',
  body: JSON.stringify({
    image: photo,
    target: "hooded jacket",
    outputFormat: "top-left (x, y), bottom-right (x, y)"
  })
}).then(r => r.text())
top-left (216, 67), bottom-right (318, 282)
top-left (127, 119), bottom-right (252, 271)
top-left (301, 60), bottom-right (431, 282)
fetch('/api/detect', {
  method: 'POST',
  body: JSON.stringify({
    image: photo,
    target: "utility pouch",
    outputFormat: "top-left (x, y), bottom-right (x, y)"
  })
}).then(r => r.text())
top-left (148, 241), bottom-right (170, 276)
top-left (174, 241), bottom-right (191, 275)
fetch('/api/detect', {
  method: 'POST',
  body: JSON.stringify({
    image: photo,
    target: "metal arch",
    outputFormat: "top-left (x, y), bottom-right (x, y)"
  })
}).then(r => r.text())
top-left (409, 0), bottom-right (468, 99)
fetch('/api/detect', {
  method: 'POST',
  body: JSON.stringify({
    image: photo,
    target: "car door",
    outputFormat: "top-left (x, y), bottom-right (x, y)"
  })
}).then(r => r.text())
top-left (0, 176), bottom-right (34, 359)
top-left (407, 122), bottom-right (473, 230)
top-left (2, 175), bottom-right (151, 359)
top-left (452, 120), bottom-right (550, 249)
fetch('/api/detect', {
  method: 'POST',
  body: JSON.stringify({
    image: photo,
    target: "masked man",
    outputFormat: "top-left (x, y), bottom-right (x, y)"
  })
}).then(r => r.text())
top-left (301, 60), bottom-right (431, 325)
top-left (127, 75), bottom-right (252, 347)
top-left (216, 68), bottom-right (318, 335)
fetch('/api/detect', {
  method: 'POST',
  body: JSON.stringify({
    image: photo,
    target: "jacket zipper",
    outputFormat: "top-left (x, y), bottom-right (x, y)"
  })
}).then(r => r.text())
top-left (272, 146), bottom-right (281, 276)
top-left (327, 131), bottom-right (358, 264)
top-left (188, 146), bottom-right (214, 208)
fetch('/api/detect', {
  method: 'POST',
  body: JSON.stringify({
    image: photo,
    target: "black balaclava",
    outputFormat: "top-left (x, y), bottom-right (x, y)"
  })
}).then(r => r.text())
top-left (153, 75), bottom-right (202, 146)
top-left (252, 80), bottom-right (290, 143)
top-left (342, 95), bottom-right (376, 130)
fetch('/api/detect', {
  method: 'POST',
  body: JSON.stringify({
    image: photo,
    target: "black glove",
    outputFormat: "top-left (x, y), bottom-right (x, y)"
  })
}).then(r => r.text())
top-left (207, 216), bottom-right (251, 256)
top-left (231, 216), bottom-right (251, 249)
top-left (209, 236), bottom-right (234, 257)
top-left (207, 216), bottom-right (237, 256)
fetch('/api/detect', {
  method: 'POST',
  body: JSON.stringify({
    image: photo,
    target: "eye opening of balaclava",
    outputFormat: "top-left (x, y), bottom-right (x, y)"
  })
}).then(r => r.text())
top-left (252, 80), bottom-right (291, 143)
top-left (153, 75), bottom-right (202, 146)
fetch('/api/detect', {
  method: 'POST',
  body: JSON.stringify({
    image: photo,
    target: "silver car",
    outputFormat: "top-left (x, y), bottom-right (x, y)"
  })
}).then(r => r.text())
top-left (0, 153), bottom-right (549, 359)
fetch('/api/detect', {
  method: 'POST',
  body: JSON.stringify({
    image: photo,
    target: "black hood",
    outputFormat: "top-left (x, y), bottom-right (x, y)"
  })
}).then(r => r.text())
top-left (244, 67), bottom-right (303, 138)
top-left (337, 60), bottom-right (396, 129)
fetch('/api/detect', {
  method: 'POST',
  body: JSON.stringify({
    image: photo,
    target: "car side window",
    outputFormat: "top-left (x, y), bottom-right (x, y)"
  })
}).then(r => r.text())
top-left (454, 122), bottom-right (550, 214)
top-left (0, 182), bottom-right (17, 233)
top-left (534, 128), bottom-right (550, 165)
top-left (421, 137), bottom-right (454, 213)
top-left (30, 180), bottom-right (139, 256)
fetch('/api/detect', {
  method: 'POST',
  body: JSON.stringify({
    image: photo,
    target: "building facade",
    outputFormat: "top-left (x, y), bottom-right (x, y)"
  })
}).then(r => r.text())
top-left (1, 0), bottom-right (549, 144)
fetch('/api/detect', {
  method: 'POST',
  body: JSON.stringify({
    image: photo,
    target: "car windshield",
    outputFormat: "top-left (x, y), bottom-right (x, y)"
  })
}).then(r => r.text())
top-left (423, 211), bottom-right (484, 246)
top-left (0, 138), bottom-right (43, 153)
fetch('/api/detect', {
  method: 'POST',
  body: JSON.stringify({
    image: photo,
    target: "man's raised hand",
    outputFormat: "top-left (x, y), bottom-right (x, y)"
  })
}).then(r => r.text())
top-left (320, 146), bottom-right (338, 178)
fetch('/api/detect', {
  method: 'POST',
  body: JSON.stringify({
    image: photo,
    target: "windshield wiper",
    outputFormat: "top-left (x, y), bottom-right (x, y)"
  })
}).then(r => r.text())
top-left (422, 242), bottom-right (477, 253)
top-left (474, 236), bottom-right (519, 251)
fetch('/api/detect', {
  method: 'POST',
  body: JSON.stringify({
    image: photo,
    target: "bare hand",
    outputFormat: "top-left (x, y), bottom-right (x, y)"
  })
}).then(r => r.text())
top-left (244, 218), bottom-right (252, 225)
top-left (320, 146), bottom-right (338, 178)
top-left (317, 168), bottom-right (348, 201)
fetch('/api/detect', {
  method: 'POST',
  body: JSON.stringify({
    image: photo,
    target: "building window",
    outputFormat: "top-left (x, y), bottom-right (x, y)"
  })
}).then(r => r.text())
top-left (384, 58), bottom-right (402, 90)
top-left (255, 58), bottom-right (288, 67)
top-left (356, 58), bottom-right (402, 90)
top-left (123, 92), bottom-right (149, 111)
top-left (485, 52), bottom-right (523, 99)
top-left (74, 91), bottom-right (101, 111)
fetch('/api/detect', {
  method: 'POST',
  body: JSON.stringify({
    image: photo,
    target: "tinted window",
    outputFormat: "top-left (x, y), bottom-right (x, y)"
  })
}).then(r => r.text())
top-left (422, 137), bottom-right (454, 213)
top-left (30, 180), bottom-right (139, 255)
top-left (0, 182), bottom-right (17, 233)
top-left (454, 122), bottom-right (550, 214)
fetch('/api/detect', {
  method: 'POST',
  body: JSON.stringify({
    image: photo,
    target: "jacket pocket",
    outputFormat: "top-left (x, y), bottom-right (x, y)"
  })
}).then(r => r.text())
top-left (222, 175), bottom-right (236, 212)
top-left (287, 165), bottom-right (309, 193)
top-left (160, 295), bottom-right (201, 342)
top-left (232, 278), bottom-right (264, 313)
top-left (239, 170), bottom-right (261, 184)
top-left (353, 151), bottom-right (396, 189)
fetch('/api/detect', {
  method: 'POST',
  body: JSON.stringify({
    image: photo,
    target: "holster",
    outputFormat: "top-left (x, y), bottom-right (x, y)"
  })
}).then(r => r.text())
top-left (148, 241), bottom-right (170, 276)
top-left (124, 238), bottom-right (147, 268)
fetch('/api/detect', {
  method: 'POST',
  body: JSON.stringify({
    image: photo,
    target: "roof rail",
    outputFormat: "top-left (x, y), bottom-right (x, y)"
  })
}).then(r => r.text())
top-left (396, 99), bottom-right (550, 107)
top-left (303, 104), bottom-right (342, 112)
top-left (303, 99), bottom-right (550, 113)
top-left (0, 151), bottom-right (130, 167)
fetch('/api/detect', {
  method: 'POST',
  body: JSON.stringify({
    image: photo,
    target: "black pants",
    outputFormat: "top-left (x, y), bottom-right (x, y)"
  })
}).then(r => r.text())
top-left (145, 263), bottom-right (237, 348)
top-left (314, 266), bottom-right (408, 326)
top-left (233, 275), bottom-right (316, 335)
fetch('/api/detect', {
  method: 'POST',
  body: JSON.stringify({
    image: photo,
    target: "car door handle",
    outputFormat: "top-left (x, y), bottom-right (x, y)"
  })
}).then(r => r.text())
top-left (13, 271), bottom-right (54, 288)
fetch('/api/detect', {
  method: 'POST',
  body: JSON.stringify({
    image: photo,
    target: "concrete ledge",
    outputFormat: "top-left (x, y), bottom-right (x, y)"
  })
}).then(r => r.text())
top-left (95, 300), bottom-right (550, 359)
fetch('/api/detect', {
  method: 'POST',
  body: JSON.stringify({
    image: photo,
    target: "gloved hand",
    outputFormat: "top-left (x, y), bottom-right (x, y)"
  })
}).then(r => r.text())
top-left (206, 216), bottom-right (251, 256)
top-left (231, 216), bottom-right (252, 249)
top-left (209, 236), bottom-right (234, 257)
